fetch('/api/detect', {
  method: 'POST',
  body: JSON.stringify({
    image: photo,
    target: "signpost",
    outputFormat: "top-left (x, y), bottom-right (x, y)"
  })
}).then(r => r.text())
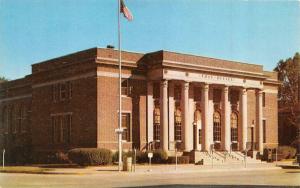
top-left (115, 128), bottom-right (123, 171)
top-left (148, 152), bottom-right (153, 172)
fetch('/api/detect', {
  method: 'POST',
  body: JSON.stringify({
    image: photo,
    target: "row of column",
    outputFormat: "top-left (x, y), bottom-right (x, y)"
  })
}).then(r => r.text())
top-left (147, 80), bottom-right (264, 154)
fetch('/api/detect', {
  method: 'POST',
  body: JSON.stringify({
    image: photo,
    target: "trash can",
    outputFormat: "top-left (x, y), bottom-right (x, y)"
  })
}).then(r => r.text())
top-left (123, 157), bottom-right (132, 172)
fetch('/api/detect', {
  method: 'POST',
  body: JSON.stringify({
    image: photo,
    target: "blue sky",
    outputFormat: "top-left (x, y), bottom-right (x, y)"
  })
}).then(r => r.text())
top-left (0, 0), bottom-right (299, 80)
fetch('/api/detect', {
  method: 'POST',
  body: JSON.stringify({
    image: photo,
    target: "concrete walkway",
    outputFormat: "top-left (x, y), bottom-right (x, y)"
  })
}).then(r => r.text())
top-left (31, 162), bottom-right (282, 175)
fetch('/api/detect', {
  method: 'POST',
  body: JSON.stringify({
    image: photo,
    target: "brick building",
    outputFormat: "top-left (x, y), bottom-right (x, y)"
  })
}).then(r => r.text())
top-left (0, 47), bottom-right (279, 162)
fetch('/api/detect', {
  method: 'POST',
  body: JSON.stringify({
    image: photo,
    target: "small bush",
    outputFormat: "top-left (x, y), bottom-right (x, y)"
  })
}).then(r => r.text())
top-left (167, 156), bottom-right (190, 164)
top-left (112, 150), bottom-right (148, 163)
top-left (68, 148), bottom-right (112, 166)
top-left (278, 146), bottom-right (297, 159)
top-left (152, 150), bottom-right (168, 164)
top-left (112, 150), bottom-right (168, 164)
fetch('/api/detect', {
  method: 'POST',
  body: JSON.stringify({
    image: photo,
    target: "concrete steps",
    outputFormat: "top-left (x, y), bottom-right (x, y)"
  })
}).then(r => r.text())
top-left (189, 151), bottom-right (263, 165)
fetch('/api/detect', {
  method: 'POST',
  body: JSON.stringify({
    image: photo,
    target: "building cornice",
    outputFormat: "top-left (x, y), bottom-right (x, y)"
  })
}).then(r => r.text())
top-left (162, 60), bottom-right (268, 80)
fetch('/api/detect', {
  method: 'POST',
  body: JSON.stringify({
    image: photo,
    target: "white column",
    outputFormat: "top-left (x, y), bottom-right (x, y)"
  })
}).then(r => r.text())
top-left (168, 82), bottom-right (175, 150)
top-left (241, 88), bottom-right (248, 151)
top-left (189, 85), bottom-right (195, 150)
top-left (257, 90), bottom-right (263, 154)
top-left (202, 83), bottom-right (210, 151)
top-left (160, 80), bottom-right (168, 151)
top-left (223, 86), bottom-right (231, 151)
top-left (147, 81), bottom-right (154, 148)
top-left (182, 81), bottom-right (192, 151)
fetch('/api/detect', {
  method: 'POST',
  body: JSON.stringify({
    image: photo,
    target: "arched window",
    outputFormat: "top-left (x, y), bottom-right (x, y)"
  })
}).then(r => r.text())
top-left (174, 107), bottom-right (182, 141)
top-left (213, 111), bottom-right (221, 142)
top-left (231, 112), bottom-right (238, 142)
top-left (194, 109), bottom-right (201, 124)
top-left (153, 107), bottom-right (160, 141)
top-left (194, 109), bottom-right (202, 144)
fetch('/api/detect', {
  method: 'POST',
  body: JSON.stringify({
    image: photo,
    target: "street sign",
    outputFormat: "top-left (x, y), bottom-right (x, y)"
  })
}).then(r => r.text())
top-left (148, 152), bottom-right (153, 158)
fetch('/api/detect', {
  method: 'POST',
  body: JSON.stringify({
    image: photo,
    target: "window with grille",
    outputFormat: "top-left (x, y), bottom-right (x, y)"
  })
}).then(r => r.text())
top-left (213, 111), bottom-right (221, 142)
top-left (1, 106), bottom-right (7, 131)
top-left (52, 82), bottom-right (72, 102)
top-left (153, 107), bottom-right (160, 141)
top-left (52, 114), bottom-right (72, 144)
top-left (174, 108), bottom-right (182, 141)
top-left (199, 129), bottom-right (202, 144)
top-left (121, 79), bottom-right (132, 96)
top-left (230, 112), bottom-right (238, 142)
top-left (122, 113), bottom-right (130, 142)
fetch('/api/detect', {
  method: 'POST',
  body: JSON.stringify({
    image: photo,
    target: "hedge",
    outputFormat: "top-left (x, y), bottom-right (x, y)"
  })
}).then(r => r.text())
top-left (68, 148), bottom-right (112, 166)
top-left (167, 156), bottom-right (190, 164)
top-left (113, 150), bottom-right (168, 164)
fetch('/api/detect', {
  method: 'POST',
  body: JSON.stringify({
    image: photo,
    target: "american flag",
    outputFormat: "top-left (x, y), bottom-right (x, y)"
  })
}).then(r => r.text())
top-left (120, 0), bottom-right (133, 21)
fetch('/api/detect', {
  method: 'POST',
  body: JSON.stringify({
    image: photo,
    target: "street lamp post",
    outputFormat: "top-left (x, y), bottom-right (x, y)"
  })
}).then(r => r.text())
top-left (2, 149), bottom-right (5, 169)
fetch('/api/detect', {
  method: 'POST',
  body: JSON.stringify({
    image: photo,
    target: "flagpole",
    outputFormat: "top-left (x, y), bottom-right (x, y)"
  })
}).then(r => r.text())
top-left (118, 0), bottom-right (123, 172)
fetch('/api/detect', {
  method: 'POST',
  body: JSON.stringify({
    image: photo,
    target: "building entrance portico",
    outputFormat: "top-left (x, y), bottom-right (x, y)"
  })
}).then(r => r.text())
top-left (147, 70), bottom-right (265, 155)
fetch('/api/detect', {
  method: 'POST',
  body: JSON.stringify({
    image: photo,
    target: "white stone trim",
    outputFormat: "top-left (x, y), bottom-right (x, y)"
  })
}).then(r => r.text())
top-left (96, 57), bottom-right (137, 65)
top-left (263, 89), bottom-right (278, 94)
top-left (32, 72), bottom-right (96, 88)
top-left (0, 94), bottom-right (32, 103)
top-left (96, 71), bottom-right (146, 80)
top-left (163, 69), bottom-right (263, 89)
top-left (163, 60), bottom-right (266, 78)
top-left (50, 112), bottom-right (73, 116)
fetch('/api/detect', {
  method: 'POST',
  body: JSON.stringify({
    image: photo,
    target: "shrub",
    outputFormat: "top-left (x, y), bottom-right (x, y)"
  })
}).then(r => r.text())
top-left (152, 150), bottom-right (168, 164)
top-left (167, 156), bottom-right (190, 164)
top-left (112, 150), bottom-right (168, 164)
top-left (112, 150), bottom-right (148, 164)
top-left (68, 148), bottom-right (112, 166)
top-left (278, 146), bottom-right (297, 159)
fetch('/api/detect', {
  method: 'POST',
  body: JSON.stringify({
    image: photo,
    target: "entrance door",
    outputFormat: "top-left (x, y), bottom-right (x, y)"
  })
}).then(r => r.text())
top-left (213, 111), bottom-right (221, 150)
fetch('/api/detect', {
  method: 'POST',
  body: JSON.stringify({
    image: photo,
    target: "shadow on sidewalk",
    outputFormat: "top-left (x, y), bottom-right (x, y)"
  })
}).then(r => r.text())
top-left (123, 185), bottom-right (298, 188)
top-left (37, 164), bottom-right (88, 169)
top-left (279, 165), bottom-right (300, 169)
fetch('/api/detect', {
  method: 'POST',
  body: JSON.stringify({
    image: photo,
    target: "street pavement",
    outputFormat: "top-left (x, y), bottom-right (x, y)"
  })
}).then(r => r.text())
top-left (0, 163), bottom-right (299, 188)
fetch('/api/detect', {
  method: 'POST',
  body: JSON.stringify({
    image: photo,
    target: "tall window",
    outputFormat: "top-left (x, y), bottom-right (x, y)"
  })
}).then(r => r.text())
top-left (199, 129), bottom-right (202, 144)
top-left (52, 82), bottom-right (72, 102)
top-left (52, 114), bottom-right (72, 144)
top-left (263, 120), bottom-right (266, 143)
top-left (18, 106), bottom-right (22, 133)
top-left (174, 108), bottom-right (182, 141)
top-left (230, 112), bottom-right (238, 142)
top-left (153, 107), bottom-right (160, 141)
top-left (122, 113), bottom-right (130, 142)
top-left (121, 79), bottom-right (132, 96)
top-left (0, 106), bottom-right (7, 129)
top-left (213, 111), bottom-right (221, 142)
top-left (3, 107), bottom-right (8, 133)
top-left (194, 109), bottom-right (202, 144)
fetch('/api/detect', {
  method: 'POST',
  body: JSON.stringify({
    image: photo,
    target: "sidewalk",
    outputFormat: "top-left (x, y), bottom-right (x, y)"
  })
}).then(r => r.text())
top-left (0, 162), bottom-right (283, 175)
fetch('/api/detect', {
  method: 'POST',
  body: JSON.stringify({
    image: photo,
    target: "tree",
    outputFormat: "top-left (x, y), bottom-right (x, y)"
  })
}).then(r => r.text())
top-left (274, 52), bottom-right (300, 126)
top-left (0, 76), bottom-right (9, 83)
